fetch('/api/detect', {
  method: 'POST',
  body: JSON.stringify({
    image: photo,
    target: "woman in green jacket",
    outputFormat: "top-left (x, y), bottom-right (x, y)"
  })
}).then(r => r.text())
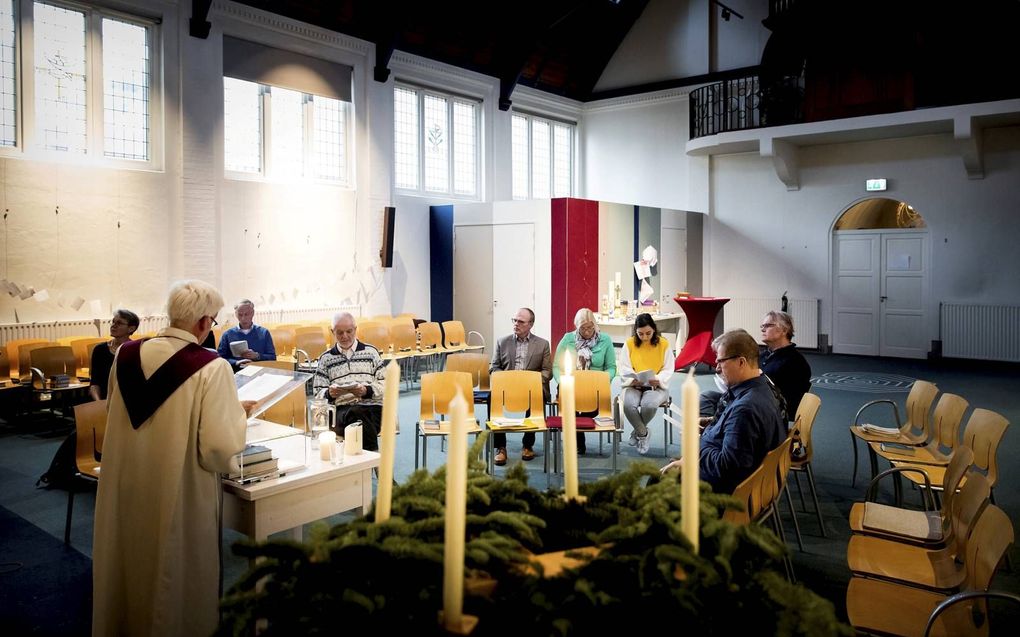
top-left (553, 307), bottom-right (617, 454)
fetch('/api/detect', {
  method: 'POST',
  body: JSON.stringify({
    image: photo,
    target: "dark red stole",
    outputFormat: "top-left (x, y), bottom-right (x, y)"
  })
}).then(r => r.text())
top-left (116, 338), bottom-right (219, 429)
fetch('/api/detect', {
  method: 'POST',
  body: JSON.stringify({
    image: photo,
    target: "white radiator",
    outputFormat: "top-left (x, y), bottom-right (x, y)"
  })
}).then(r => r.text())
top-left (941, 303), bottom-right (1020, 362)
top-left (0, 316), bottom-right (170, 343)
top-left (257, 305), bottom-right (361, 326)
top-left (723, 298), bottom-right (820, 350)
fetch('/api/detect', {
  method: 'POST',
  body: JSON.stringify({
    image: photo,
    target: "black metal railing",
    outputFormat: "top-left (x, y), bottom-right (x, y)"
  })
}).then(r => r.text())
top-left (689, 73), bottom-right (804, 139)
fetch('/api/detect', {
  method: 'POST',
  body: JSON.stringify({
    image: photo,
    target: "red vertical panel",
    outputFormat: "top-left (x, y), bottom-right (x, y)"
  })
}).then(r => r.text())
top-left (551, 198), bottom-right (600, 349)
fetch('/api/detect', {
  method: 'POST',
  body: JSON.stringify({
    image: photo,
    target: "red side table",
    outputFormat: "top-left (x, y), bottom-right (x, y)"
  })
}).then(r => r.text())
top-left (673, 296), bottom-right (730, 370)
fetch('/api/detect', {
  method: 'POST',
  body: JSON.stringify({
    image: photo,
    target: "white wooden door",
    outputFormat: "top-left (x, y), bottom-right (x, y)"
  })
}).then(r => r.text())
top-left (833, 233), bottom-right (880, 355)
top-left (453, 225), bottom-right (493, 353)
top-left (659, 227), bottom-right (687, 313)
top-left (491, 224), bottom-right (535, 342)
top-left (833, 230), bottom-right (929, 358)
top-left (880, 233), bottom-right (928, 359)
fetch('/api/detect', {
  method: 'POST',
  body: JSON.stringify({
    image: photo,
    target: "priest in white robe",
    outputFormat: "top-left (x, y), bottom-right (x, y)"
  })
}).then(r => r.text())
top-left (93, 280), bottom-right (252, 637)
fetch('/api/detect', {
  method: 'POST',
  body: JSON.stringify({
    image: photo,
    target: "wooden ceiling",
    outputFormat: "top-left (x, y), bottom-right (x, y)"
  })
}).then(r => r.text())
top-left (224, 0), bottom-right (651, 107)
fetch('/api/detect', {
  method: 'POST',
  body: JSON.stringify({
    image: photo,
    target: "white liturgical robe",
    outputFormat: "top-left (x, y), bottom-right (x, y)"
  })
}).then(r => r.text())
top-left (92, 327), bottom-right (247, 637)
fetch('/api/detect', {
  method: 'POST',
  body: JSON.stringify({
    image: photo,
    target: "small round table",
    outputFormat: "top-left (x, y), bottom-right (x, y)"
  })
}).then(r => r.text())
top-left (673, 296), bottom-right (730, 370)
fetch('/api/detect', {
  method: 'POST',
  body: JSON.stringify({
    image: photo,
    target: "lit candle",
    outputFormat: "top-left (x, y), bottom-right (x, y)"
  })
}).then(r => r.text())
top-left (318, 431), bottom-right (336, 461)
top-left (443, 392), bottom-right (469, 630)
top-left (560, 350), bottom-right (578, 499)
top-left (374, 359), bottom-right (400, 523)
top-left (681, 368), bottom-right (700, 552)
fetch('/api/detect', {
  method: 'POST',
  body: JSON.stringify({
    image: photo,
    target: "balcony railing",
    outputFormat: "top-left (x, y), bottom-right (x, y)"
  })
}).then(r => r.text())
top-left (689, 73), bottom-right (804, 139)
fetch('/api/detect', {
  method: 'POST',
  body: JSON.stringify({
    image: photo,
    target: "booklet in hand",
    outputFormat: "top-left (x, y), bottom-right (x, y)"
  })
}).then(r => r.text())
top-left (229, 340), bottom-right (249, 357)
top-left (624, 369), bottom-right (657, 388)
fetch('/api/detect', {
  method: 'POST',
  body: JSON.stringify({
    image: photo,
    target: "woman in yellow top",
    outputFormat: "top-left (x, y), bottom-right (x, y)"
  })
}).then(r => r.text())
top-left (620, 313), bottom-right (674, 455)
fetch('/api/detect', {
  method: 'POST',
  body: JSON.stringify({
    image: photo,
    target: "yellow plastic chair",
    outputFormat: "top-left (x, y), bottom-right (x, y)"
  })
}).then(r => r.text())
top-left (788, 393), bottom-right (825, 536)
top-left (846, 504), bottom-right (1013, 637)
top-left (415, 371), bottom-right (479, 469)
top-left (6, 338), bottom-right (52, 380)
top-left (850, 379), bottom-right (939, 486)
top-left (66, 399), bottom-right (107, 545)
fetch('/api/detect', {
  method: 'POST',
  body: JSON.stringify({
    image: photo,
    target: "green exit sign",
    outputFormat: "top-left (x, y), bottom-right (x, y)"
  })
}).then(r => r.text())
top-left (866, 178), bottom-right (887, 192)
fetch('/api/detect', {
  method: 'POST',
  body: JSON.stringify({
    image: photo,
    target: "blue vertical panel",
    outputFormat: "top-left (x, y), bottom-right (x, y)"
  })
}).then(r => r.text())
top-left (429, 205), bottom-right (454, 322)
top-left (633, 205), bottom-right (640, 299)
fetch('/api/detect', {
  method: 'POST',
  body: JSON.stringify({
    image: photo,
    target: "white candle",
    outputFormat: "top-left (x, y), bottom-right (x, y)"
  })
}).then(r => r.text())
top-left (374, 360), bottom-right (400, 523)
top-left (681, 368), bottom-right (700, 552)
top-left (318, 431), bottom-right (337, 461)
top-left (443, 392), bottom-right (468, 630)
top-left (615, 271), bottom-right (622, 289)
top-left (560, 351), bottom-right (579, 499)
top-left (607, 280), bottom-right (616, 309)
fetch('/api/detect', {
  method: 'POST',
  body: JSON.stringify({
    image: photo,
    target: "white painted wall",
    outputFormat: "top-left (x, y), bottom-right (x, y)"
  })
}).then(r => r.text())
top-left (453, 200), bottom-right (552, 342)
top-left (582, 90), bottom-right (709, 212)
top-left (595, 0), bottom-right (708, 92)
top-left (707, 127), bottom-right (1020, 350)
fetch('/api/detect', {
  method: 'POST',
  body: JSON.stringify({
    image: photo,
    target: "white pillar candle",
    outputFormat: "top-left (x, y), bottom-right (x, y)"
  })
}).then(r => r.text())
top-left (560, 351), bottom-right (579, 500)
top-left (607, 280), bottom-right (616, 309)
top-left (615, 271), bottom-right (622, 289)
top-left (318, 431), bottom-right (337, 461)
top-left (681, 368), bottom-right (700, 552)
top-left (443, 392), bottom-right (469, 630)
top-left (374, 360), bottom-right (401, 523)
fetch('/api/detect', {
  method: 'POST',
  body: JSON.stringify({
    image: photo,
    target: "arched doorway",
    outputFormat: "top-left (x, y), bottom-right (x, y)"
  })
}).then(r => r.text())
top-left (831, 198), bottom-right (930, 359)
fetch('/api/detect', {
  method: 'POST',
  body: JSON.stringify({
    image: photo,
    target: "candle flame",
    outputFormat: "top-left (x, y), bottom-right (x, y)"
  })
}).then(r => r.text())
top-left (563, 350), bottom-right (573, 376)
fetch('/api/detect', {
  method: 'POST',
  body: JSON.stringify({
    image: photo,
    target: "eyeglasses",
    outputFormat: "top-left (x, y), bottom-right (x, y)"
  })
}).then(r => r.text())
top-left (111, 320), bottom-right (131, 327)
top-left (206, 316), bottom-right (219, 327)
top-left (715, 355), bottom-right (742, 365)
top-left (510, 317), bottom-right (531, 325)
top-left (760, 323), bottom-right (777, 329)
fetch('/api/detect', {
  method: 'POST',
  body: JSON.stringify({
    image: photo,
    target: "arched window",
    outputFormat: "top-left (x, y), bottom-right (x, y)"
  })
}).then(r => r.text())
top-left (834, 197), bottom-right (926, 230)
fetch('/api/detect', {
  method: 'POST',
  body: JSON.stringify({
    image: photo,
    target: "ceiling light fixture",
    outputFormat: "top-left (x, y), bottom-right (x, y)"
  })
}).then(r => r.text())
top-left (712, 0), bottom-right (744, 21)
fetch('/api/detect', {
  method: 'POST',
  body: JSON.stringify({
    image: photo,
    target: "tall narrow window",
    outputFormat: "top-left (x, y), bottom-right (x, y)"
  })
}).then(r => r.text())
top-left (510, 111), bottom-right (576, 200)
top-left (511, 115), bottom-right (528, 200)
top-left (393, 83), bottom-right (479, 198)
top-left (552, 123), bottom-right (572, 197)
top-left (0, 1), bottom-right (15, 147)
top-left (393, 86), bottom-right (419, 190)
top-left (422, 94), bottom-right (448, 192)
top-left (269, 86), bottom-right (304, 179)
top-left (312, 94), bottom-right (346, 181)
top-left (102, 18), bottom-right (150, 160)
top-left (34, 2), bottom-right (87, 153)
top-left (452, 101), bottom-right (476, 195)
top-left (223, 77), bottom-right (262, 173)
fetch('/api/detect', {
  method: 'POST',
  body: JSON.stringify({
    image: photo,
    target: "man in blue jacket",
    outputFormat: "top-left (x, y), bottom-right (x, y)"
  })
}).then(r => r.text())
top-left (662, 330), bottom-right (785, 494)
top-left (217, 299), bottom-right (276, 369)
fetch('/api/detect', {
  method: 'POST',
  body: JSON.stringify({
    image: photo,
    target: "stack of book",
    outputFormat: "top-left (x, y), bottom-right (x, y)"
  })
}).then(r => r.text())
top-left (228, 444), bottom-right (279, 481)
top-left (48, 374), bottom-right (71, 388)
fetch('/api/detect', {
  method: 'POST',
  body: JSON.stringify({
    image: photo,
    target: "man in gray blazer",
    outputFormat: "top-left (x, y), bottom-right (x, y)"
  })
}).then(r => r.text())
top-left (490, 307), bottom-right (552, 465)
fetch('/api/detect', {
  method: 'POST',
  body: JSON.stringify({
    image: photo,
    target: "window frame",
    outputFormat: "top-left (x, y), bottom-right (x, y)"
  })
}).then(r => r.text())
top-left (393, 81), bottom-right (481, 200)
top-left (7, 0), bottom-right (164, 169)
top-left (223, 77), bottom-right (352, 187)
top-left (510, 110), bottom-right (576, 201)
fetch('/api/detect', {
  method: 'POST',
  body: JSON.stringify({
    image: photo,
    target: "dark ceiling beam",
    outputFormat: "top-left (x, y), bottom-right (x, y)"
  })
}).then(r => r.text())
top-left (368, 3), bottom-right (403, 83)
top-left (189, 0), bottom-right (212, 39)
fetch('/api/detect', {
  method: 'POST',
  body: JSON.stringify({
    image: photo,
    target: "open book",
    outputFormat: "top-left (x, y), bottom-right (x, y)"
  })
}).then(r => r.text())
top-left (623, 369), bottom-right (657, 388)
top-left (234, 367), bottom-right (313, 420)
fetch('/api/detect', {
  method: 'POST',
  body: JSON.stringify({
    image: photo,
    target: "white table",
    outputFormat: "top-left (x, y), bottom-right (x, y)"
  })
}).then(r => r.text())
top-left (222, 422), bottom-right (379, 541)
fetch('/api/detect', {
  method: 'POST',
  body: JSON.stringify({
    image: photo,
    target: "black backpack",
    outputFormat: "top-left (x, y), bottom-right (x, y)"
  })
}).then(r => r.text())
top-left (36, 432), bottom-right (79, 490)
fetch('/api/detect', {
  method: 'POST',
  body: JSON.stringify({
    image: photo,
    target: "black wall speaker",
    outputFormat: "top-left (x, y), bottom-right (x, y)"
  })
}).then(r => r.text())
top-left (380, 206), bottom-right (396, 267)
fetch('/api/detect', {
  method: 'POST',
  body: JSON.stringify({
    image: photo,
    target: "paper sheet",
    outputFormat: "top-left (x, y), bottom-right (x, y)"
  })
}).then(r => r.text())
top-left (236, 373), bottom-right (291, 402)
top-left (236, 364), bottom-right (261, 377)
top-left (89, 299), bottom-right (103, 315)
top-left (639, 280), bottom-right (654, 303)
top-left (633, 260), bottom-right (651, 280)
